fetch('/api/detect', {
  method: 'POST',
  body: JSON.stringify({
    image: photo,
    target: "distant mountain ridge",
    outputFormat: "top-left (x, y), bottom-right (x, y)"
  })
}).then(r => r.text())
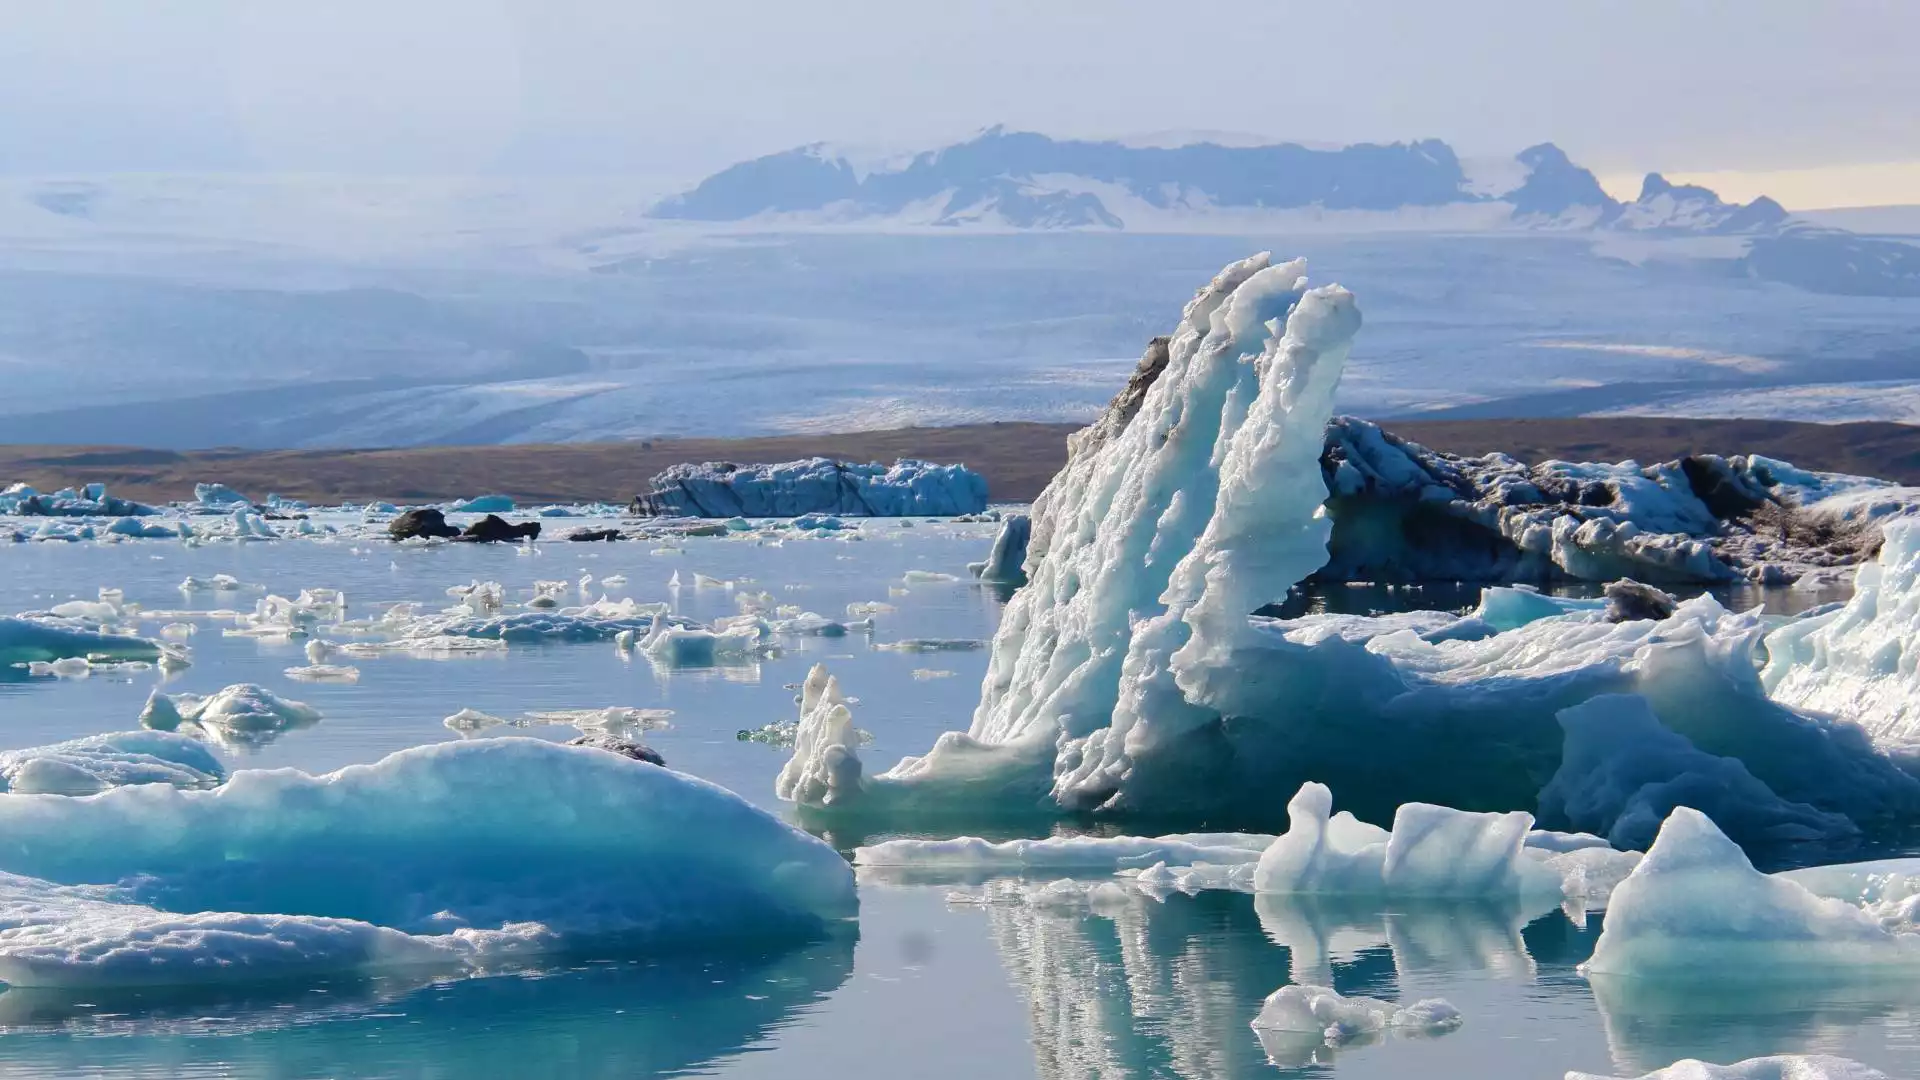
top-left (653, 127), bottom-right (1794, 236)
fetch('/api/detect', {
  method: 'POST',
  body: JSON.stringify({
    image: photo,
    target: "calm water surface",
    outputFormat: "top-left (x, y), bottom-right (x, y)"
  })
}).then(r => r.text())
top-left (0, 518), bottom-right (1915, 1079)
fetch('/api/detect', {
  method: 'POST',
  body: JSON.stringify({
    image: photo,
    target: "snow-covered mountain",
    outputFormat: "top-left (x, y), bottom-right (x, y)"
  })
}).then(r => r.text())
top-left (650, 129), bottom-right (1920, 299)
top-left (653, 128), bottom-right (1790, 236)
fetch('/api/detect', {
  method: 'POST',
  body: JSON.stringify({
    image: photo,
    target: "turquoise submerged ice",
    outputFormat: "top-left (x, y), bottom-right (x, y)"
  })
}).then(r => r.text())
top-left (0, 739), bottom-right (855, 987)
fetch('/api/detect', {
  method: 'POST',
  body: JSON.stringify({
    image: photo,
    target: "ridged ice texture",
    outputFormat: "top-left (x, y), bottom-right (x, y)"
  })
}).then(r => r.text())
top-left (0, 731), bottom-right (226, 795)
top-left (873, 255), bottom-right (1357, 813)
top-left (776, 664), bottom-right (864, 807)
top-left (0, 739), bottom-right (854, 987)
top-left (1764, 520), bottom-right (1920, 753)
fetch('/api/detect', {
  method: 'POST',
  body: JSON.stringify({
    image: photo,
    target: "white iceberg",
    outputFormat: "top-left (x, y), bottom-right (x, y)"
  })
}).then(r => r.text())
top-left (0, 731), bottom-right (225, 795)
top-left (140, 684), bottom-right (323, 749)
top-left (0, 739), bottom-right (855, 988)
top-left (1584, 806), bottom-right (1920, 982)
top-left (630, 458), bottom-right (987, 517)
top-left (1249, 983), bottom-right (1460, 1041)
top-left (193, 482), bottom-right (251, 507)
top-left (967, 512), bottom-right (1030, 585)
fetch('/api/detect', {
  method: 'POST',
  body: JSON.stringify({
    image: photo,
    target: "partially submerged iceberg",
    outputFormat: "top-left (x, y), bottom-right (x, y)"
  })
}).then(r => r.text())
top-left (629, 458), bottom-right (987, 517)
top-left (192, 482), bottom-right (251, 508)
top-left (0, 739), bottom-right (855, 987)
top-left (967, 512), bottom-right (1031, 586)
top-left (0, 731), bottom-right (226, 795)
top-left (0, 483), bottom-right (157, 518)
top-left (1319, 417), bottom-right (1912, 585)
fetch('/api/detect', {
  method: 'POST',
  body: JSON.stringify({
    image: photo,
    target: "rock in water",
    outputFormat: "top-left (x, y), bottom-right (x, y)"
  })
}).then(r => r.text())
top-left (566, 528), bottom-right (622, 542)
top-left (388, 508), bottom-right (460, 540)
top-left (567, 733), bottom-right (666, 766)
top-left (1602, 580), bottom-right (1679, 623)
top-left (460, 515), bottom-right (542, 543)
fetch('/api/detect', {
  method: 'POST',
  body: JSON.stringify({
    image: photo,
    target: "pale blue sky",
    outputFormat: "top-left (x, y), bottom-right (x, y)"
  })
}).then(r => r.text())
top-left (3, 0), bottom-right (1915, 203)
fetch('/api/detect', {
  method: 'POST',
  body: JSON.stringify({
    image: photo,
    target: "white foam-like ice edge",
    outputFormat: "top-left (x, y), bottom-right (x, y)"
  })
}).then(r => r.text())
top-left (0, 738), bottom-right (855, 988)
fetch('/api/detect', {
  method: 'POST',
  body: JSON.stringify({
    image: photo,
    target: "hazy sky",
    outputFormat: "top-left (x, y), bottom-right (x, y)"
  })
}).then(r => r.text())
top-left (4, 0), bottom-right (1916, 205)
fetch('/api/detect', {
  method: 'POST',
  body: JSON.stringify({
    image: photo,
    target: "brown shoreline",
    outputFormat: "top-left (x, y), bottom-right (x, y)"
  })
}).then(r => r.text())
top-left (3, 417), bottom-right (1919, 507)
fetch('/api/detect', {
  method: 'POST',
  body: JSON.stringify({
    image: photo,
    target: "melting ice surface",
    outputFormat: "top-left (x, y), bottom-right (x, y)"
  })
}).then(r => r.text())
top-left (5, 264), bottom-right (1920, 1077)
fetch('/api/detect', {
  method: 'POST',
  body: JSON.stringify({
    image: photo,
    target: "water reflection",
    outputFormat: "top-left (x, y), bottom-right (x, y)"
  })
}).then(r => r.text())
top-left (0, 933), bottom-right (856, 1079)
top-left (1589, 976), bottom-right (1920, 1077)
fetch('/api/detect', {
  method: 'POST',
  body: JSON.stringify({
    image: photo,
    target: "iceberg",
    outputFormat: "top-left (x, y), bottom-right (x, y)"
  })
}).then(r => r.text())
top-left (1249, 983), bottom-right (1460, 1041)
top-left (967, 512), bottom-right (1031, 586)
top-left (193, 482), bottom-right (251, 508)
top-left (0, 731), bottom-right (226, 795)
top-left (0, 739), bottom-right (855, 987)
top-left (778, 255), bottom-right (1917, 836)
top-left (629, 457), bottom-right (988, 517)
top-left (0, 617), bottom-right (165, 666)
top-left (0, 484), bottom-right (158, 518)
top-left (1567, 1057), bottom-right (1890, 1080)
top-left (452, 494), bottom-right (515, 513)
top-left (1584, 807), bottom-right (1920, 981)
top-left (140, 684), bottom-right (323, 749)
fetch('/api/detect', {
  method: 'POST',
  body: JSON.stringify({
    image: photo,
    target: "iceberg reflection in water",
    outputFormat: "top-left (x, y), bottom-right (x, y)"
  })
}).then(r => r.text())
top-left (911, 878), bottom-right (1920, 1080)
top-left (0, 933), bottom-right (856, 1078)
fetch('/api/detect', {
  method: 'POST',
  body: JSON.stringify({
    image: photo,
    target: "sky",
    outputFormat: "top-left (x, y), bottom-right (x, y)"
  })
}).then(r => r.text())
top-left (2, 0), bottom-right (1916, 207)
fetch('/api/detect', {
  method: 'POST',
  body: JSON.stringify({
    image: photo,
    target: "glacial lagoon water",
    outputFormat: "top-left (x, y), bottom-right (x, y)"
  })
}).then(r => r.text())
top-left (2, 517), bottom-right (1919, 1079)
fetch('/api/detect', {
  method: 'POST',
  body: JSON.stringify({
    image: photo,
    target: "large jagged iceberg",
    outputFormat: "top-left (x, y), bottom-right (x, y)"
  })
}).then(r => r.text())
top-left (630, 457), bottom-right (987, 517)
top-left (0, 739), bottom-right (854, 987)
top-left (779, 255), bottom-right (1918, 835)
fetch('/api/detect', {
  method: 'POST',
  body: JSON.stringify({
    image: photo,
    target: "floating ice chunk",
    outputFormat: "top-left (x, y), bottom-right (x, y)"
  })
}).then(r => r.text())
top-left (0, 731), bottom-right (225, 794)
top-left (640, 619), bottom-right (763, 667)
top-left (1567, 1056), bottom-right (1891, 1080)
top-left (872, 638), bottom-right (985, 653)
top-left (140, 684), bottom-right (323, 749)
top-left (179, 574), bottom-right (255, 592)
top-left (847, 601), bottom-right (895, 617)
top-left (1583, 807), bottom-right (1920, 981)
top-left (0, 739), bottom-right (854, 987)
top-left (1539, 694), bottom-right (1858, 849)
top-left (446, 580), bottom-right (505, 612)
top-left (452, 495), bottom-right (515, 514)
top-left (856, 832), bottom-right (1272, 873)
top-left (159, 623), bottom-right (195, 640)
top-left (601, 574), bottom-right (628, 587)
top-left (47, 599), bottom-right (121, 623)
top-left (911, 668), bottom-right (955, 680)
top-left (522, 707), bottom-right (671, 735)
top-left (1250, 983), bottom-right (1461, 1040)
top-left (284, 664), bottom-right (360, 682)
top-left (193, 483), bottom-right (250, 507)
top-left (105, 517), bottom-right (178, 539)
top-left (775, 665), bottom-right (865, 808)
top-left (1252, 782), bottom-right (1559, 899)
top-left (967, 513), bottom-right (1031, 585)
top-left (900, 570), bottom-right (959, 584)
top-left (0, 617), bottom-right (163, 666)
top-left (443, 708), bottom-right (508, 732)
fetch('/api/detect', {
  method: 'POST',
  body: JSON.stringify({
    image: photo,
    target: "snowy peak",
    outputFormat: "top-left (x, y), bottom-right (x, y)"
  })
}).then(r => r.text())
top-left (1505, 143), bottom-right (1619, 227)
top-left (1615, 171), bottom-right (1791, 235)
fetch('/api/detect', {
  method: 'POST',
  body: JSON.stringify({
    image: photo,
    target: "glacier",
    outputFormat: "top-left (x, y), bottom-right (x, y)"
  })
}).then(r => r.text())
top-left (0, 739), bottom-right (855, 987)
top-left (629, 457), bottom-right (988, 517)
top-left (776, 254), bottom-right (1919, 838)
